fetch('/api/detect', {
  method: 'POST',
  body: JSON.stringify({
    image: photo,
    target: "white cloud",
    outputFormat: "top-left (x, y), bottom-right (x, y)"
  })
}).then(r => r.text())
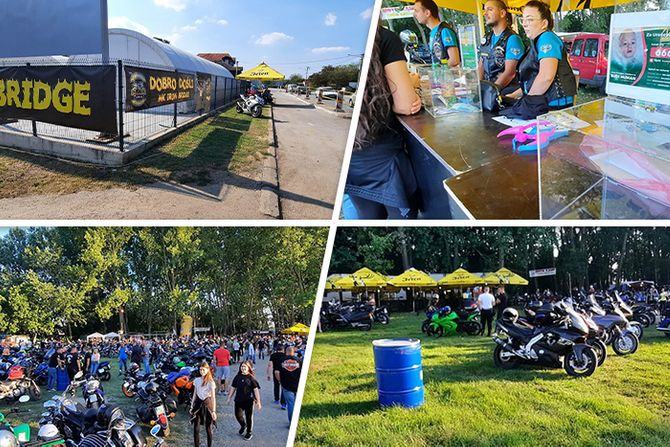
top-left (255, 32), bottom-right (293, 45)
top-left (312, 46), bottom-right (350, 54)
top-left (360, 7), bottom-right (373, 19)
top-left (108, 16), bottom-right (151, 36)
top-left (325, 12), bottom-right (337, 26)
top-left (217, 19), bottom-right (229, 26)
top-left (154, 0), bottom-right (188, 11)
top-left (165, 32), bottom-right (182, 43)
top-left (180, 25), bottom-right (197, 32)
top-left (194, 19), bottom-right (204, 25)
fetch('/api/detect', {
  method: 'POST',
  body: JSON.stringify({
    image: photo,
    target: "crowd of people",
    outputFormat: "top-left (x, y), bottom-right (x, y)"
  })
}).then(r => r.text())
top-left (2, 331), bottom-right (306, 445)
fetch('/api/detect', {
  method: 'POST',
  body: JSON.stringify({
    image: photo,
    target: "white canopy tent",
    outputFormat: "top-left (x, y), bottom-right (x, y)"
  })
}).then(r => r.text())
top-left (86, 332), bottom-right (104, 341)
top-left (103, 332), bottom-right (121, 340)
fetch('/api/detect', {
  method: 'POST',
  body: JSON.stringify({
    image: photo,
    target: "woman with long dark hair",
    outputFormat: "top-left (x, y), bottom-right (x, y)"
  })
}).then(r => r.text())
top-left (344, 26), bottom-right (422, 219)
top-left (190, 360), bottom-right (217, 447)
top-left (227, 360), bottom-right (262, 441)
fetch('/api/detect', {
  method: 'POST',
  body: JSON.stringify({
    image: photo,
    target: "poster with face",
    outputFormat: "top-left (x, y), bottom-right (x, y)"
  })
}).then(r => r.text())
top-left (607, 11), bottom-right (670, 105)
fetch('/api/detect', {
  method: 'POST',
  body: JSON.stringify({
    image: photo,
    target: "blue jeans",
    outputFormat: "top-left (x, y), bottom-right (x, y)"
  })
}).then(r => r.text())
top-left (47, 367), bottom-right (57, 390)
top-left (247, 353), bottom-right (256, 364)
top-left (282, 389), bottom-right (296, 423)
top-left (143, 357), bottom-right (151, 374)
top-left (119, 357), bottom-right (127, 373)
top-left (90, 361), bottom-right (99, 375)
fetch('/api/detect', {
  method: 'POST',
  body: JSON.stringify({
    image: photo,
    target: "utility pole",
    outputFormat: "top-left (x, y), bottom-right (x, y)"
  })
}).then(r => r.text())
top-left (305, 66), bottom-right (310, 86)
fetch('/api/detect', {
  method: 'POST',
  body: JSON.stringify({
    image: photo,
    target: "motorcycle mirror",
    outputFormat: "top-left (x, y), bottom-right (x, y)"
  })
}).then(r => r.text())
top-left (150, 425), bottom-right (161, 437)
top-left (18, 395), bottom-right (30, 403)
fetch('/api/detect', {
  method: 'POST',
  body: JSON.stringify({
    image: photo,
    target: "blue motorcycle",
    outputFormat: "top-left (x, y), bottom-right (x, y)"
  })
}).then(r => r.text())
top-left (657, 308), bottom-right (670, 337)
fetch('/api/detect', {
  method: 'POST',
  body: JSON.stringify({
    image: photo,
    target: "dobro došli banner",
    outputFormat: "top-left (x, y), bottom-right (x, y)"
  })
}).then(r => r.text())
top-left (125, 66), bottom-right (195, 112)
top-left (0, 65), bottom-right (117, 133)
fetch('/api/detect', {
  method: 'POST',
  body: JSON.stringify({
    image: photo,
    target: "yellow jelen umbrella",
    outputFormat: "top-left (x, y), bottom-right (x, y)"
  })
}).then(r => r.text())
top-left (351, 267), bottom-right (389, 287)
top-left (281, 323), bottom-right (310, 336)
top-left (400, 0), bottom-right (637, 15)
top-left (439, 268), bottom-right (486, 286)
top-left (236, 62), bottom-right (285, 81)
top-left (493, 267), bottom-right (529, 285)
top-left (389, 268), bottom-right (437, 287)
top-left (325, 275), bottom-right (342, 291)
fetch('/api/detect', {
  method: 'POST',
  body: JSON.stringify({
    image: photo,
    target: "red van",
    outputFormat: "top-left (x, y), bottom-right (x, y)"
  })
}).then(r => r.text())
top-left (567, 33), bottom-right (609, 94)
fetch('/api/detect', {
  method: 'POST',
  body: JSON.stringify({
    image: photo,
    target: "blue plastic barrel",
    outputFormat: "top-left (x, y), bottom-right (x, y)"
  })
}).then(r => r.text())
top-left (56, 368), bottom-right (70, 391)
top-left (372, 338), bottom-right (424, 408)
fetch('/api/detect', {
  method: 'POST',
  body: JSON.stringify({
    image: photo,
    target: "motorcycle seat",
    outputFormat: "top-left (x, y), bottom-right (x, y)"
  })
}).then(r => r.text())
top-left (505, 323), bottom-right (536, 339)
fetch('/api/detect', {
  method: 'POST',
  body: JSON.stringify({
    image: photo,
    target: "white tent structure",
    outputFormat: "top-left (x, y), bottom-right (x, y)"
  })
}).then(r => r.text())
top-left (103, 332), bottom-right (120, 340)
top-left (86, 332), bottom-right (104, 341)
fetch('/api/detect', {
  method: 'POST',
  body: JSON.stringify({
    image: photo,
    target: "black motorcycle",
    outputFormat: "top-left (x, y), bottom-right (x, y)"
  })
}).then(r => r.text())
top-left (373, 307), bottom-right (390, 325)
top-left (135, 378), bottom-right (177, 437)
top-left (320, 302), bottom-right (374, 331)
top-left (493, 302), bottom-right (599, 377)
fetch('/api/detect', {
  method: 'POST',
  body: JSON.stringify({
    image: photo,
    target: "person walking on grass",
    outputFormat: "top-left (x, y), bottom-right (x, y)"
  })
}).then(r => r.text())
top-left (90, 348), bottom-right (100, 376)
top-left (478, 286), bottom-right (496, 337)
top-left (190, 360), bottom-right (217, 447)
top-left (276, 346), bottom-right (301, 425)
top-left (118, 343), bottom-right (128, 375)
top-left (227, 360), bottom-right (262, 441)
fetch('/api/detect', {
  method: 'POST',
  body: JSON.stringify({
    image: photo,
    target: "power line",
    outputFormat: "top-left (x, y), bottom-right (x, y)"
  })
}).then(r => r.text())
top-left (268, 55), bottom-right (361, 66)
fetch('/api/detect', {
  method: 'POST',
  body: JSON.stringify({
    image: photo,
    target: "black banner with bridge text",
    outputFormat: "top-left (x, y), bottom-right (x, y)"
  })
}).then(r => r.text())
top-left (0, 65), bottom-right (117, 133)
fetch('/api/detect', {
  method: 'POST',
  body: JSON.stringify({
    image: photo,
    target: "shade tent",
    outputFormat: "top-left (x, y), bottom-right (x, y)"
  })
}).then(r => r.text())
top-left (335, 267), bottom-right (389, 289)
top-left (399, 0), bottom-right (637, 15)
top-left (439, 268), bottom-right (486, 286)
top-left (325, 275), bottom-right (343, 291)
top-left (481, 268), bottom-right (529, 285)
top-left (103, 332), bottom-right (121, 340)
top-left (236, 62), bottom-right (285, 81)
top-left (86, 332), bottom-right (104, 341)
top-left (389, 268), bottom-right (438, 287)
top-left (281, 323), bottom-right (310, 336)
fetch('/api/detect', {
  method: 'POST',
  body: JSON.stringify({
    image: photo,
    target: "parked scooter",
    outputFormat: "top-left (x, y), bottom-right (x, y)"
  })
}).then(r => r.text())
top-left (0, 365), bottom-right (42, 402)
top-left (493, 303), bottom-right (599, 377)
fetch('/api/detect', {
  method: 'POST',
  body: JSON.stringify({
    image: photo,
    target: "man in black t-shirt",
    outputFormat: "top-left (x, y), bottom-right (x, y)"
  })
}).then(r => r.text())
top-left (275, 346), bottom-right (302, 424)
top-left (496, 286), bottom-right (509, 319)
top-left (47, 348), bottom-right (59, 391)
top-left (66, 347), bottom-right (81, 380)
top-left (267, 345), bottom-right (286, 408)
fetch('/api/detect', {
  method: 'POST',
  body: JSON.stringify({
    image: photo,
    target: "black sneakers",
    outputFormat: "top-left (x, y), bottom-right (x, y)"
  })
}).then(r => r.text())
top-left (244, 432), bottom-right (253, 441)
top-left (238, 424), bottom-right (246, 435)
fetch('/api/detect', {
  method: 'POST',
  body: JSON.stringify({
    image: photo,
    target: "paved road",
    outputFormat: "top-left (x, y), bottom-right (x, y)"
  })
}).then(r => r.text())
top-left (209, 357), bottom-right (291, 447)
top-left (272, 91), bottom-right (351, 219)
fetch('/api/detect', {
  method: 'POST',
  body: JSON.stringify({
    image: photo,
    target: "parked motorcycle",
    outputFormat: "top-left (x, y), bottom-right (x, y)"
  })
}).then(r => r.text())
top-left (82, 376), bottom-right (105, 410)
top-left (320, 302), bottom-right (374, 331)
top-left (235, 94), bottom-right (263, 118)
top-left (0, 402), bottom-right (49, 447)
top-left (134, 378), bottom-right (177, 437)
top-left (579, 295), bottom-right (639, 356)
top-left (373, 307), bottom-right (390, 325)
top-left (656, 306), bottom-right (670, 337)
top-left (493, 303), bottom-right (599, 377)
top-left (0, 365), bottom-right (41, 402)
top-left (95, 362), bottom-right (111, 382)
top-left (426, 305), bottom-right (481, 337)
top-left (261, 88), bottom-right (274, 105)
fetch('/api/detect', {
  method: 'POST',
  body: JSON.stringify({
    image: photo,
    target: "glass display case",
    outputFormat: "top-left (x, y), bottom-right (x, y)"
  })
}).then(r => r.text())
top-left (538, 96), bottom-right (670, 219)
top-left (415, 65), bottom-right (481, 117)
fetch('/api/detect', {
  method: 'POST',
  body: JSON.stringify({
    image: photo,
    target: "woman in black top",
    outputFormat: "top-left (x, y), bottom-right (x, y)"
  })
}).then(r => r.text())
top-left (226, 360), bottom-right (262, 441)
top-left (345, 26), bottom-right (422, 219)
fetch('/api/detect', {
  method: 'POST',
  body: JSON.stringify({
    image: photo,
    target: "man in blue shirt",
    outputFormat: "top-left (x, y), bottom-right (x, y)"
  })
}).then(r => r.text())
top-left (414, 0), bottom-right (461, 67)
top-left (478, 0), bottom-right (524, 94)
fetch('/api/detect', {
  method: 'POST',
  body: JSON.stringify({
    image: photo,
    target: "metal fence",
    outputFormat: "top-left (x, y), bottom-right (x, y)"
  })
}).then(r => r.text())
top-left (0, 58), bottom-right (247, 151)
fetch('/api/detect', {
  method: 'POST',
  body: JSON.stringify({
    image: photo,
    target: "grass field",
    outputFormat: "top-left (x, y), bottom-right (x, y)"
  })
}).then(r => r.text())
top-left (0, 106), bottom-right (270, 199)
top-left (0, 359), bottom-right (193, 447)
top-left (297, 313), bottom-right (670, 447)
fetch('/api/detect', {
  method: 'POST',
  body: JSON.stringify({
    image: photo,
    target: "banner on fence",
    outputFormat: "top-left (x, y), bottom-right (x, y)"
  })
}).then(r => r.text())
top-left (125, 66), bottom-right (195, 112)
top-left (0, 65), bottom-right (117, 133)
top-left (528, 268), bottom-right (556, 278)
top-left (195, 74), bottom-right (212, 112)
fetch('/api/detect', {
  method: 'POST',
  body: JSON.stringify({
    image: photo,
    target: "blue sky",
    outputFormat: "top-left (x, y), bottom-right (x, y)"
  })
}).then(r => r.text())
top-left (108, 0), bottom-right (374, 76)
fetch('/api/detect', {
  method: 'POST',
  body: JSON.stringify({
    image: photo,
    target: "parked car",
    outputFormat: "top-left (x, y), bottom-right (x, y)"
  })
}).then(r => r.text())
top-left (317, 87), bottom-right (338, 100)
top-left (567, 33), bottom-right (609, 94)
